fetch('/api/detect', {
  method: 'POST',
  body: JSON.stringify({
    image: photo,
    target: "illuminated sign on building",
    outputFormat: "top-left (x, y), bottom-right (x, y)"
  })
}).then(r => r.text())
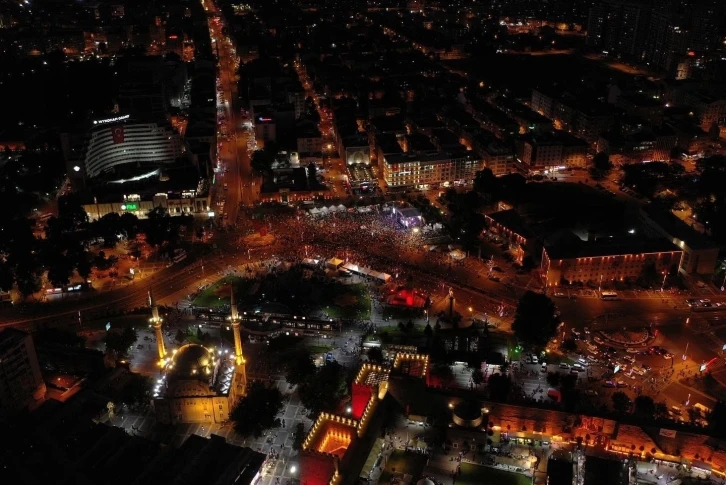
top-left (93, 114), bottom-right (130, 125)
top-left (120, 203), bottom-right (138, 211)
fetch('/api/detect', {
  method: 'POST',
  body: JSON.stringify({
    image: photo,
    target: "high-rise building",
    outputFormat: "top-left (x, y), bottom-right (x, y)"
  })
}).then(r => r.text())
top-left (66, 115), bottom-right (184, 183)
top-left (587, 0), bottom-right (656, 60)
top-left (0, 329), bottom-right (46, 417)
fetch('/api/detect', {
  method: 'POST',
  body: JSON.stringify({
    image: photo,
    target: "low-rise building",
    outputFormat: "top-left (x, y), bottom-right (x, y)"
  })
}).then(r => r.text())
top-left (640, 206), bottom-right (719, 275)
top-left (541, 233), bottom-right (682, 286)
top-left (516, 131), bottom-right (588, 171)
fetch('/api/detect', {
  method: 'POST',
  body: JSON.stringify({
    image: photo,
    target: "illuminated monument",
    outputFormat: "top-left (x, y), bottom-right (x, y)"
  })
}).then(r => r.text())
top-left (152, 288), bottom-right (247, 424)
top-left (148, 289), bottom-right (167, 366)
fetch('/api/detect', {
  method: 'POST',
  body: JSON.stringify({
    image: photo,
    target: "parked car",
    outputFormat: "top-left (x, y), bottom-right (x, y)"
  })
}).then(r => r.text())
top-left (585, 390), bottom-right (598, 396)
top-left (559, 363), bottom-right (569, 369)
top-left (604, 381), bottom-right (616, 388)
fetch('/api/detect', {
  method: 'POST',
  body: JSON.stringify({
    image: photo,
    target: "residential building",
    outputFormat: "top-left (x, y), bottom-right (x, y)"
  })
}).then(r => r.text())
top-left (485, 210), bottom-right (535, 263)
top-left (474, 133), bottom-right (515, 176)
top-left (516, 131), bottom-right (588, 170)
top-left (684, 91), bottom-right (726, 134)
top-left (0, 329), bottom-right (46, 416)
top-left (382, 152), bottom-right (484, 189)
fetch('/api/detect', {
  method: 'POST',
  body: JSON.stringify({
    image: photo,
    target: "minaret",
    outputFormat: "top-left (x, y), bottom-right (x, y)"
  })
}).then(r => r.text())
top-left (149, 288), bottom-right (166, 364)
top-left (228, 287), bottom-right (247, 396)
top-left (229, 287), bottom-right (244, 365)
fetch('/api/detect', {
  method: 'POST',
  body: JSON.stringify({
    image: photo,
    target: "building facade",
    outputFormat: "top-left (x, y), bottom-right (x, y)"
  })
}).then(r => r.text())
top-left (382, 152), bottom-right (484, 189)
top-left (66, 115), bottom-right (184, 182)
top-left (542, 242), bottom-right (682, 286)
top-left (0, 329), bottom-right (46, 417)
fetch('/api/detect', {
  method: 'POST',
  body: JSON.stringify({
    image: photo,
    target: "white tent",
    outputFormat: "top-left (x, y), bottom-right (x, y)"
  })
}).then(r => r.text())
top-left (450, 249), bottom-right (466, 260)
top-left (319, 206), bottom-right (329, 214)
top-left (328, 205), bottom-right (338, 212)
top-left (309, 207), bottom-right (320, 216)
top-left (337, 204), bottom-right (346, 211)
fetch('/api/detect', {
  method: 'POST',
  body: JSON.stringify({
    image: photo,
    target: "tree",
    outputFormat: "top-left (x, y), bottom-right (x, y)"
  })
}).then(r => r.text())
top-left (471, 368), bottom-right (485, 387)
top-left (638, 262), bottom-right (660, 288)
top-left (286, 349), bottom-right (317, 386)
top-left (424, 323), bottom-right (433, 338)
top-left (633, 395), bottom-right (656, 419)
top-left (307, 162), bottom-right (318, 189)
top-left (367, 346), bottom-right (384, 363)
top-left (611, 391), bottom-right (631, 413)
top-left (251, 149), bottom-right (273, 175)
top-left (487, 373), bottom-right (511, 402)
top-left (512, 291), bottom-right (559, 347)
top-left (473, 168), bottom-right (499, 203)
top-left (0, 261), bottom-right (14, 292)
top-left (430, 363), bottom-right (455, 388)
top-left (561, 338), bottom-right (577, 353)
top-left (15, 258), bottom-right (42, 298)
top-left (593, 152), bottom-right (613, 172)
top-left (75, 251), bottom-right (93, 280)
top-left (298, 361), bottom-right (348, 418)
top-left (175, 329), bottom-right (186, 344)
top-left (231, 380), bottom-right (284, 437)
top-left (46, 250), bottom-right (74, 287)
top-left (104, 327), bottom-right (138, 355)
top-left (292, 422), bottom-right (306, 451)
top-left (654, 401), bottom-right (668, 419)
top-left (118, 373), bottom-right (152, 407)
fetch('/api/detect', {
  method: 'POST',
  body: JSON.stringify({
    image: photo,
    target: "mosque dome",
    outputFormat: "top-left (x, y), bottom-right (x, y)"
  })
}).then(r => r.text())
top-left (169, 344), bottom-right (214, 379)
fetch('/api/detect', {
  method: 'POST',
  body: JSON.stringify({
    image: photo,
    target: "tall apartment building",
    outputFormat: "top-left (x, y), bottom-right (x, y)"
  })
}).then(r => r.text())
top-left (382, 152), bottom-right (484, 189)
top-left (0, 329), bottom-right (46, 416)
top-left (587, 0), bottom-right (655, 59)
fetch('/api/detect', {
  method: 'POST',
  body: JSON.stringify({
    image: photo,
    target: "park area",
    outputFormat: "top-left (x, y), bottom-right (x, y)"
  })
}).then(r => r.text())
top-left (191, 266), bottom-right (371, 319)
top-left (457, 463), bottom-right (532, 485)
top-left (379, 450), bottom-right (428, 483)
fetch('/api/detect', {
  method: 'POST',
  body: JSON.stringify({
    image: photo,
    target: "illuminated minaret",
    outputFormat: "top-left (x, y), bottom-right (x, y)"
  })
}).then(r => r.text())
top-left (228, 287), bottom-right (247, 395)
top-left (229, 287), bottom-right (244, 364)
top-left (149, 289), bottom-right (166, 364)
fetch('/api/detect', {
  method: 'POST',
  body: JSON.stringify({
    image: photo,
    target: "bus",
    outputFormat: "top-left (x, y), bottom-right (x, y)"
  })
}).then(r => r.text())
top-left (172, 249), bottom-right (187, 264)
top-left (600, 291), bottom-right (619, 300)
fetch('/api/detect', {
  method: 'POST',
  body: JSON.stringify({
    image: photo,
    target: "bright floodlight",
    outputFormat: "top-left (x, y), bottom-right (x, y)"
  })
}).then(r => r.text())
top-left (290, 465), bottom-right (297, 474)
top-left (73, 165), bottom-right (81, 172)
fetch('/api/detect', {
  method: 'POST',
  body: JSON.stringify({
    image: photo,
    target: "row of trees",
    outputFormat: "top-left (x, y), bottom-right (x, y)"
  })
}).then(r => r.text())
top-left (0, 191), bottom-right (191, 298)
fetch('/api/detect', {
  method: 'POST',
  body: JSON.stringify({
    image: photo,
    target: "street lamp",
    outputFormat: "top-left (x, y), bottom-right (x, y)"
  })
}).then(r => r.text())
top-left (660, 271), bottom-right (667, 292)
top-left (598, 274), bottom-right (603, 293)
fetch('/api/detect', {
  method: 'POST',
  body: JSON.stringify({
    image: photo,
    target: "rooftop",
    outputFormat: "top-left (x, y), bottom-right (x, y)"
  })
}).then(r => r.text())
top-left (642, 205), bottom-right (718, 251)
top-left (544, 233), bottom-right (681, 261)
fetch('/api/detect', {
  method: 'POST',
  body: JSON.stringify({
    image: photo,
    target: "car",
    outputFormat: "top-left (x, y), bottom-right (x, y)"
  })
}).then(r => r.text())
top-left (697, 281), bottom-right (707, 288)
top-left (571, 328), bottom-right (582, 338)
top-left (585, 390), bottom-right (598, 396)
top-left (616, 381), bottom-right (628, 388)
top-left (525, 356), bottom-right (532, 364)
top-left (531, 356), bottom-right (539, 364)
top-left (624, 355), bottom-right (635, 363)
top-left (663, 353), bottom-right (673, 360)
top-left (541, 362), bottom-right (548, 372)
top-left (700, 299), bottom-right (711, 304)
top-left (594, 336), bottom-right (604, 345)
top-left (626, 347), bottom-right (638, 354)
top-left (604, 381), bottom-right (616, 388)
top-left (559, 363), bottom-right (569, 369)
top-left (570, 368), bottom-right (580, 375)
top-left (670, 406), bottom-right (682, 416)
top-left (587, 355), bottom-right (598, 363)
top-left (584, 327), bottom-right (590, 335)
top-left (554, 292), bottom-right (566, 297)
top-left (136, 344), bottom-right (144, 349)
top-left (641, 364), bottom-right (651, 372)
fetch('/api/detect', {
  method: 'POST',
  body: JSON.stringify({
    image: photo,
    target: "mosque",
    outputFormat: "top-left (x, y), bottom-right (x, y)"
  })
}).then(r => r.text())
top-left (151, 288), bottom-right (248, 424)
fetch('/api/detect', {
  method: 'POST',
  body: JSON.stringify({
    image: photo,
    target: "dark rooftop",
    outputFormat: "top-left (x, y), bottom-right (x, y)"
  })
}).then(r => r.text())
top-left (642, 206), bottom-right (718, 251)
top-left (545, 233), bottom-right (681, 261)
top-left (486, 209), bottom-right (534, 240)
top-left (547, 457), bottom-right (574, 485)
top-left (584, 455), bottom-right (628, 485)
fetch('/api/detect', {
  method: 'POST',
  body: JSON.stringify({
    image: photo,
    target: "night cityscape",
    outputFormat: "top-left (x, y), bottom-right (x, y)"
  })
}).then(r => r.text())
top-left (2, 0), bottom-right (726, 484)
